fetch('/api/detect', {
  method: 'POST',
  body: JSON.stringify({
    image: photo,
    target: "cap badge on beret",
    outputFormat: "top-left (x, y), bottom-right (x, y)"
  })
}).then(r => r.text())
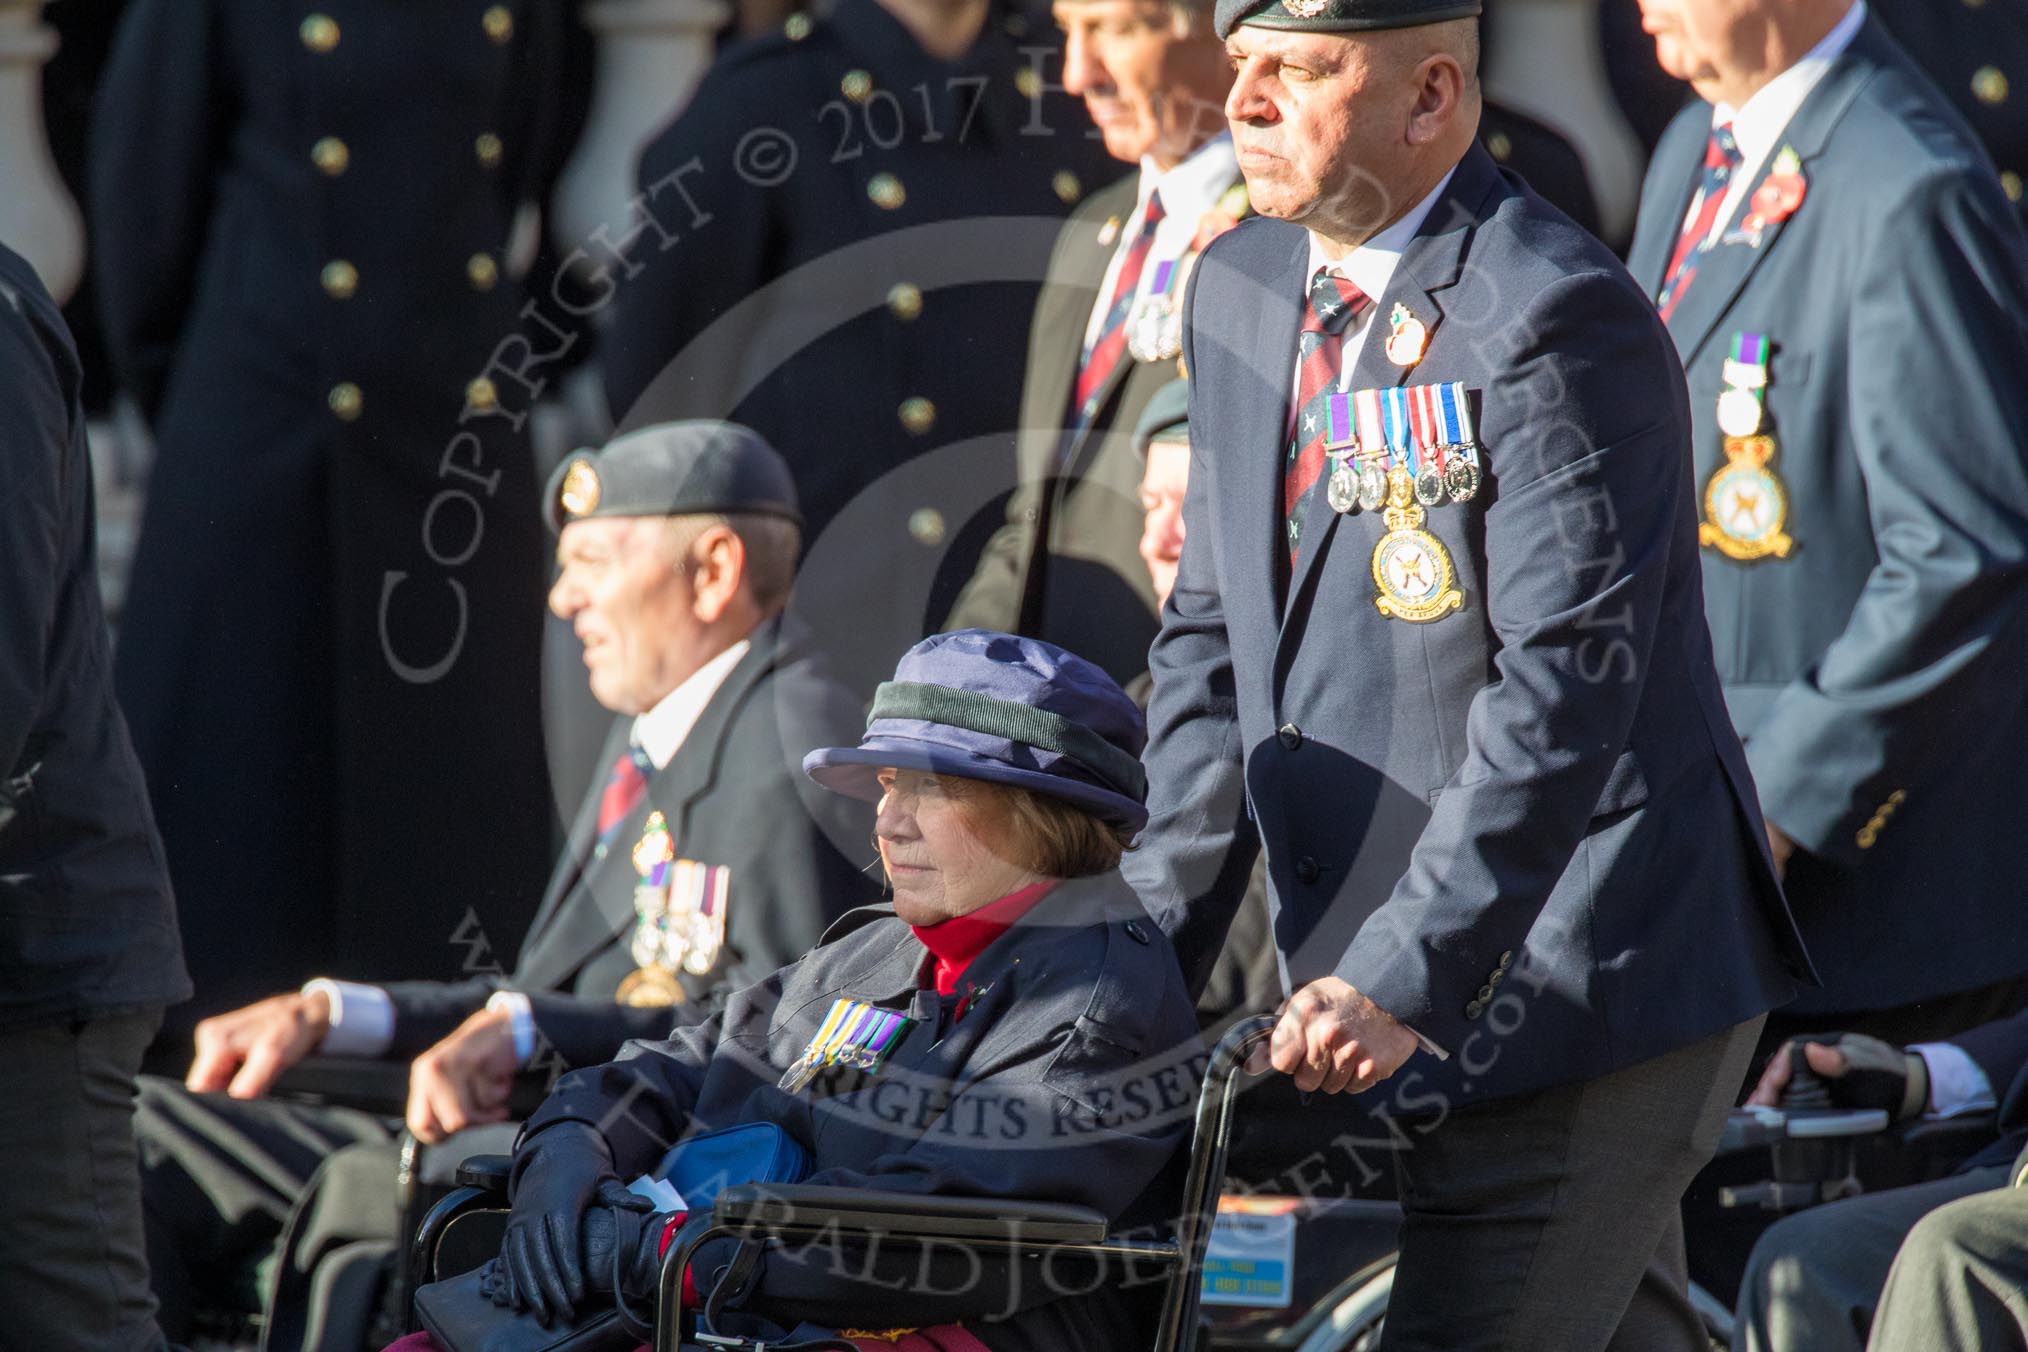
top-left (1284, 0), bottom-right (1332, 18)
top-left (559, 459), bottom-right (602, 519)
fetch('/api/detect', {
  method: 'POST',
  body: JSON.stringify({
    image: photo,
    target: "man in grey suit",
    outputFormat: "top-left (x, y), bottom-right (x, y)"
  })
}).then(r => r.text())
top-left (945, 0), bottom-right (1242, 685)
top-left (134, 423), bottom-right (875, 1342)
top-left (1126, 0), bottom-right (1815, 1345)
top-left (1626, 0), bottom-right (2028, 1046)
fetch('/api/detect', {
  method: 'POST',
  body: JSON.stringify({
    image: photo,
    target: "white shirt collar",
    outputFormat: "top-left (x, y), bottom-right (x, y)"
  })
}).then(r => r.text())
top-left (630, 638), bottom-right (752, 771)
top-left (1306, 165), bottom-right (1459, 305)
top-left (1712, 1), bottom-right (1866, 168)
top-left (1136, 132), bottom-right (1240, 224)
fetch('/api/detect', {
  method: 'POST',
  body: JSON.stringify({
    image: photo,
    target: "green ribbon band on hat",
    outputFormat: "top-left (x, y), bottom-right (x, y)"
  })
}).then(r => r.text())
top-left (870, 682), bottom-right (1148, 804)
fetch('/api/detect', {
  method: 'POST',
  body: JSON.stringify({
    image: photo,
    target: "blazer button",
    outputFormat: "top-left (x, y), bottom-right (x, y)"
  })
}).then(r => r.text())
top-left (886, 282), bottom-right (923, 322)
top-left (475, 132), bottom-right (505, 170)
top-left (1124, 920), bottom-right (1150, 945)
top-left (482, 5), bottom-right (515, 44)
top-left (1277, 723), bottom-right (1302, 749)
top-left (466, 376), bottom-right (500, 411)
top-left (311, 136), bottom-right (350, 177)
top-left (299, 13), bottom-right (340, 52)
top-left (898, 397), bottom-right (935, 435)
top-left (328, 382), bottom-right (363, 422)
top-left (868, 173), bottom-right (907, 210)
top-left (908, 508), bottom-right (945, 546)
top-left (320, 259), bottom-right (358, 299)
top-left (1294, 857), bottom-right (1320, 885)
top-left (466, 253), bottom-right (499, 291)
top-left (1465, 1000), bottom-right (1484, 1019)
top-left (1053, 171), bottom-right (1082, 204)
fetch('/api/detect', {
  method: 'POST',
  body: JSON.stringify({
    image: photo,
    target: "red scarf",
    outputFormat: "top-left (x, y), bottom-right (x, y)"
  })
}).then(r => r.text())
top-left (911, 880), bottom-right (1057, 996)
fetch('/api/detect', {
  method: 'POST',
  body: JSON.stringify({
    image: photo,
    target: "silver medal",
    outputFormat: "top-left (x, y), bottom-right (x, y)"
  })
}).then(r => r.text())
top-left (1358, 463), bottom-right (1388, 512)
top-left (1415, 466), bottom-right (1445, 507)
top-left (1445, 457), bottom-right (1481, 503)
top-left (1327, 466), bottom-right (1360, 513)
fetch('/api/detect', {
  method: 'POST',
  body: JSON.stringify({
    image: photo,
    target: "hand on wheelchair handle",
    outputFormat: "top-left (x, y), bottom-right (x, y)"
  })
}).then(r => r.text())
top-left (1747, 1034), bottom-right (1930, 1120)
top-left (498, 1123), bottom-right (620, 1326)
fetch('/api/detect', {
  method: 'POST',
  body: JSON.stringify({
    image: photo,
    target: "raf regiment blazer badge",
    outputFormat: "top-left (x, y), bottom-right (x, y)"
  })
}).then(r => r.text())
top-left (1323, 382), bottom-right (1482, 623)
top-left (614, 812), bottom-right (730, 1007)
top-left (1126, 182), bottom-right (1253, 364)
top-left (1700, 331), bottom-right (1795, 561)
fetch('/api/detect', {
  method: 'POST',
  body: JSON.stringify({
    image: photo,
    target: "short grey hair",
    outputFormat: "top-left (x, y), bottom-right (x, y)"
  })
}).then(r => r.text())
top-left (658, 512), bottom-right (803, 614)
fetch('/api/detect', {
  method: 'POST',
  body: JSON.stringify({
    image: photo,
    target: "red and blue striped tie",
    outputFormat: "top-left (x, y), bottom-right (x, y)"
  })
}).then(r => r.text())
top-left (1657, 123), bottom-right (1741, 322)
top-left (596, 745), bottom-right (652, 842)
top-left (1284, 271), bottom-right (1372, 559)
top-left (1071, 191), bottom-right (1166, 426)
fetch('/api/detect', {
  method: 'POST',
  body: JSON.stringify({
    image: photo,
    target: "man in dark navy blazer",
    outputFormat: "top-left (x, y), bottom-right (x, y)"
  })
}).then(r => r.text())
top-left (1627, 0), bottom-right (2028, 1047)
top-left (1123, 1), bottom-right (1815, 1344)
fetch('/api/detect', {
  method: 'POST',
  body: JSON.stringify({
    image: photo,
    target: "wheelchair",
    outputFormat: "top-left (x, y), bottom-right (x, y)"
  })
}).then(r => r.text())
top-left (407, 1018), bottom-right (2002, 1352)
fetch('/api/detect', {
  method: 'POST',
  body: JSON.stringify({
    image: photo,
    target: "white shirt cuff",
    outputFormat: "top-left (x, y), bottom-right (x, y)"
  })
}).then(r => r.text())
top-left (1913, 1041), bottom-right (1997, 1118)
top-left (302, 978), bottom-right (396, 1057)
top-left (486, 990), bottom-right (538, 1067)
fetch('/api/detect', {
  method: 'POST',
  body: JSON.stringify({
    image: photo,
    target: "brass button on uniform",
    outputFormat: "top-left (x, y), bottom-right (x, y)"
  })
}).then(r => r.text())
top-left (466, 376), bottom-right (500, 410)
top-left (908, 507), bottom-right (946, 545)
top-left (482, 5), bottom-right (515, 43)
top-left (1973, 66), bottom-right (2009, 106)
top-left (1277, 723), bottom-right (1302, 750)
top-left (1004, 12), bottom-right (1028, 36)
top-left (2003, 171), bottom-right (2024, 203)
top-left (785, 13), bottom-right (813, 39)
top-left (1052, 170), bottom-right (1081, 204)
top-left (841, 69), bottom-right (873, 103)
top-left (1294, 857), bottom-right (1320, 885)
top-left (466, 253), bottom-right (499, 291)
top-left (320, 259), bottom-right (359, 299)
top-left (475, 132), bottom-right (504, 169)
top-left (299, 14), bottom-right (340, 52)
top-left (1486, 130), bottom-right (1513, 162)
top-left (886, 282), bottom-right (923, 321)
top-left (328, 382), bottom-right (363, 422)
top-left (868, 173), bottom-right (906, 210)
top-left (898, 396), bottom-right (935, 434)
top-left (1014, 67), bottom-right (1042, 99)
top-left (312, 136), bottom-right (350, 176)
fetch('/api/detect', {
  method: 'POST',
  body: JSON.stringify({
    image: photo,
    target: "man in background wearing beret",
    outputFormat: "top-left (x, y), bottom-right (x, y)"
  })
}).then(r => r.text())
top-left (1125, 2), bottom-right (1815, 1346)
top-left (132, 423), bottom-right (874, 1344)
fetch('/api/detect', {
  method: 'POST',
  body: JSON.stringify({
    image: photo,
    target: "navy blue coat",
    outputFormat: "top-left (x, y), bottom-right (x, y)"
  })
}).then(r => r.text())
top-left (0, 243), bottom-right (190, 1027)
top-left (521, 874), bottom-right (1200, 1347)
top-left (1626, 17), bottom-right (2028, 1015)
top-left (1127, 145), bottom-right (1813, 1107)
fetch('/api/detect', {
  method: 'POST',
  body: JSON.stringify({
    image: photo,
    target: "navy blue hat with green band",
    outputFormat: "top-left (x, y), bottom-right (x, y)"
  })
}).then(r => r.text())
top-left (803, 630), bottom-right (1149, 831)
top-left (1215, 0), bottom-right (1478, 40)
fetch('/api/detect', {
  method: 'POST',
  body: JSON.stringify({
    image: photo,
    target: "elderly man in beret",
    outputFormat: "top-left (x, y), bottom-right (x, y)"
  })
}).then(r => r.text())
top-left (133, 422), bottom-right (876, 1344)
top-left (1123, 1), bottom-right (1815, 1346)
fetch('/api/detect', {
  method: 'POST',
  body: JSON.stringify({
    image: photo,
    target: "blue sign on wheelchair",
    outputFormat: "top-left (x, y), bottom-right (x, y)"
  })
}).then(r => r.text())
top-left (1200, 1208), bottom-right (1296, 1308)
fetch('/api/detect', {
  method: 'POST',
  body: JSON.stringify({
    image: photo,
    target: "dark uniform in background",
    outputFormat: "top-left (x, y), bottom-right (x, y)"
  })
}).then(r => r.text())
top-left (1626, 11), bottom-right (2028, 1042)
top-left (0, 241), bottom-right (190, 1352)
top-left (91, 0), bottom-right (579, 1044)
top-left (601, 0), bottom-right (1117, 696)
top-left (1870, 0), bottom-right (2028, 224)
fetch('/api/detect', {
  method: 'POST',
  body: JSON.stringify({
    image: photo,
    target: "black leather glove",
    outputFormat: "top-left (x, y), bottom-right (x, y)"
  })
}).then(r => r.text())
top-left (497, 1122), bottom-right (619, 1326)
top-left (1785, 1034), bottom-right (1929, 1121)
top-left (581, 1179), bottom-right (666, 1303)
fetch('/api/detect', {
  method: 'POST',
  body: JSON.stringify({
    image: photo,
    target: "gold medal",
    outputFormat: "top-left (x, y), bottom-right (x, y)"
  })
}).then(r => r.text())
top-left (1699, 435), bottom-right (1794, 561)
top-left (1372, 472), bottom-right (1463, 622)
top-left (1717, 386), bottom-right (1764, 438)
top-left (615, 965), bottom-right (686, 1007)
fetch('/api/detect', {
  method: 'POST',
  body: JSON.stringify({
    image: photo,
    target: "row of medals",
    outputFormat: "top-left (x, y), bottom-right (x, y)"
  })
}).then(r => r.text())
top-left (1328, 441), bottom-right (1480, 515)
top-left (615, 815), bottom-right (725, 1007)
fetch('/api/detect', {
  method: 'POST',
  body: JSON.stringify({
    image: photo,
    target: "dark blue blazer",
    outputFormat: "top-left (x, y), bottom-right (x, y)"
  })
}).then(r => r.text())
top-left (1626, 17), bottom-right (2028, 1015)
top-left (1126, 145), bottom-right (1813, 1106)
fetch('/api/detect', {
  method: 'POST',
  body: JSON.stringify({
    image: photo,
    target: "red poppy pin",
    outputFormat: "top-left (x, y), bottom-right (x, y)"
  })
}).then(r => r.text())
top-left (1741, 146), bottom-right (1806, 234)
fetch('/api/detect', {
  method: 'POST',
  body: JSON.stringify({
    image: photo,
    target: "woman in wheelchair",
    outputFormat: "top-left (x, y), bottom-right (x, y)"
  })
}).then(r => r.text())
top-left (410, 630), bottom-right (1203, 1350)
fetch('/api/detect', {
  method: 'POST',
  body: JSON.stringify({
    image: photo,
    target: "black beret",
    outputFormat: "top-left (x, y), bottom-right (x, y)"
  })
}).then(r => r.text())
top-left (546, 420), bottom-right (802, 532)
top-left (1215, 0), bottom-right (1479, 41)
top-left (1134, 378), bottom-right (1191, 455)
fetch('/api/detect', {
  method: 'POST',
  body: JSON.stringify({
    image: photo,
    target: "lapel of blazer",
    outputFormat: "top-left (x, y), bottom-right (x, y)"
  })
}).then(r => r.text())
top-left (1281, 148), bottom-right (1494, 626)
top-left (1021, 176), bottom-right (1140, 484)
top-left (512, 622), bottom-right (784, 993)
top-left (520, 719), bottom-right (632, 954)
top-left (1661, 22), bottom-right (1881, 366)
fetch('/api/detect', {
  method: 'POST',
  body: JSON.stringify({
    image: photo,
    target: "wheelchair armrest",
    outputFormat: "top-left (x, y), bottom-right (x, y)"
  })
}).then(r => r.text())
top-left (712, 1183), bottom-right (1111, 1243)
top-left (454, 1154), bottom-right (514, 1194)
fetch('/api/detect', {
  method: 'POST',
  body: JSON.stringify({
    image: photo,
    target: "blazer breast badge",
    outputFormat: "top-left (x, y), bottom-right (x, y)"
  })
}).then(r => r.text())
top-left (1324, 382), bottom-right (1479, 622)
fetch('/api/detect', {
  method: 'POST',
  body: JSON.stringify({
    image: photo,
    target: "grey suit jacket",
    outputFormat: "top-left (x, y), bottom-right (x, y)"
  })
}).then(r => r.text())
top-left (380, 620), bottom-right (878, 1066)
top-left (1129, 146), bottom-right (1813, 1106)
top-left (1627, 16), bottom-right (2028, 1013)
top-left (947, 170), bottom-right (1243, 686)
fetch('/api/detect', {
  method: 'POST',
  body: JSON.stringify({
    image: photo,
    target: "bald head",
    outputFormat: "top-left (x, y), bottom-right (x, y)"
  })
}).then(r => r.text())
top-left (1225, 16), bottom-right (1482, 254)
